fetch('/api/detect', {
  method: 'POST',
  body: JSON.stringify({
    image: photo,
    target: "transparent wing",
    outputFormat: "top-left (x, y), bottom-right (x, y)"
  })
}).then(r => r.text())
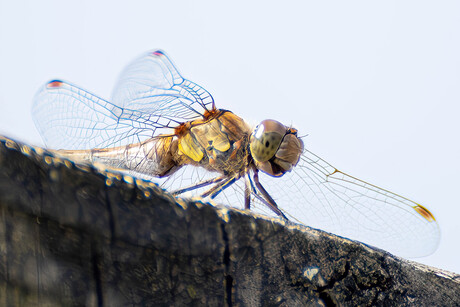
top-left (158, 165), bottom-right (247, 215)
top-left (249, 150), bottom-right (440, 258)
top-left (111, 50), bottom-right (215, 120)
top-left (32, 50), bottom-right (215, 150)
top-left (159, 164), bottom-right (222, 195)
top-left (32, 80), bottom-right (176, 149)
top-left (169, 149), bottom-right (441, 258)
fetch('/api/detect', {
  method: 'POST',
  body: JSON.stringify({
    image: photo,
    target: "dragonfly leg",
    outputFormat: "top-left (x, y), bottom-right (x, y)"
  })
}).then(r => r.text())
top-left (172, 175), bottom-right (226, 195)
top-left (244, 173), bottom-right (252, 210)
top-left (201, 176), bottom-right (237, 199)
top-left (253, 170), bottom-right (288, 220)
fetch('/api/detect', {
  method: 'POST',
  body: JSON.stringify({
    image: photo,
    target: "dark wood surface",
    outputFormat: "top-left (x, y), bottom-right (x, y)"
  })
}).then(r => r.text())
top-left (0, 136), bottom-right (459, 306)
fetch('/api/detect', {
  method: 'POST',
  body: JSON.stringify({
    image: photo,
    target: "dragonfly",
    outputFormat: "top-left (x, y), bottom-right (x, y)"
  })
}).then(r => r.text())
top-left (32, 50), bottom-right (440, 258)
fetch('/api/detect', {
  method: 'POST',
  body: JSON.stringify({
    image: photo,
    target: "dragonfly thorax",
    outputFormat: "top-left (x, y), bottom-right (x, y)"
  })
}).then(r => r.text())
top-left (174, 110), bottom-right (252, 177)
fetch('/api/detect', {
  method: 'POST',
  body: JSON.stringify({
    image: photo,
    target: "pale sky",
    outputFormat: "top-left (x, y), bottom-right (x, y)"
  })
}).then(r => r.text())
top-left (1, 1), bottom-right (459, 273)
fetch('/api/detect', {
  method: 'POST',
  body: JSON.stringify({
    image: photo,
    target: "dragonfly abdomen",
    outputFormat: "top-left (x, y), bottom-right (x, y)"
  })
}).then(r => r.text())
top-left (56, 136), bottom-right (181, 178)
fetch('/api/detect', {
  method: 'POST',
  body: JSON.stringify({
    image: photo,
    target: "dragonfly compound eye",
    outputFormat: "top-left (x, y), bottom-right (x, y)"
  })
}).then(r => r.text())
top-left (250, 120), bottom-right (286, 163)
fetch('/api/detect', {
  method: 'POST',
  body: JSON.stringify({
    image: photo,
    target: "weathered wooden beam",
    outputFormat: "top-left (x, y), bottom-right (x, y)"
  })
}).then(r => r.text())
top-left (0, 136), bottom-right (459, 306)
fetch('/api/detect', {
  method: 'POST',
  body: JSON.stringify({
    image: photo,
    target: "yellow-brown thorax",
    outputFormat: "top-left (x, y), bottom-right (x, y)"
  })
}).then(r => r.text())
top-left (173, 109), bottom-right (252, 176)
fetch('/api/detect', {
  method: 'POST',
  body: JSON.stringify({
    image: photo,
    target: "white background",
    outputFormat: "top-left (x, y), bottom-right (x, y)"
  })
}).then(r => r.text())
top-left (1, 1), bottom-right (459, 273)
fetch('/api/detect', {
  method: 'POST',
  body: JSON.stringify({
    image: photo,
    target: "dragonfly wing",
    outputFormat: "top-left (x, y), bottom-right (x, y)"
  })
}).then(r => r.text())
top-left (157, 164), bottom-right (247, 209)
top-left (33, 50), bottom-right (216, 150)
top-left (111, 50), bottom-right (215, 122)
top-left (32, 81), bottom-right (171, 149)
top-left (159, 164), bottom-right (220, 193)
top-left (246, 149), bottom-right (440, 258)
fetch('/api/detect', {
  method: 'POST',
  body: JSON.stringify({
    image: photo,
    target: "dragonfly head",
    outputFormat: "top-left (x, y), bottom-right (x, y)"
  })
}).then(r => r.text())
top-left (250, 120), bottom-right (304, 177)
